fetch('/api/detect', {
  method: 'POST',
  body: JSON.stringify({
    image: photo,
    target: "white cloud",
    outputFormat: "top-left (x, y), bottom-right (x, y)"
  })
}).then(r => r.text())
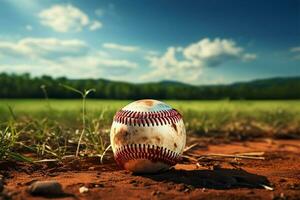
top-left (290, 46), bottom-right (300, 52)
top-left (60, 53), bottom-right (137, 69)
top-left (0, 37), bottom-right (87, 58)
top-left (183, 38), bottom-right (242, 61)
top-left (103, 43), bottom-right (139, 52)
top-left (25, 25), bottom-right (33, 31)
top-left (290, 46), bottom-right (300, 60)
top-left (39, 4), bottom-right (102, 32)
top-left (0, 55), bottom-right (137, 79)
top-left (142, 38), bottom-right (256, 83)
top-left (0, 37), bottom-right (138, 78)
top-left (89, 20), bottom-right (102, 31)
top-left (243, 53), bottom-right (257, 61)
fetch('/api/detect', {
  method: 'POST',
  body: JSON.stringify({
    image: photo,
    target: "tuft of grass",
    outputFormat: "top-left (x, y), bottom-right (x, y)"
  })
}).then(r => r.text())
top-left (0, 120), bottom-right (31, 162)
top-left (22, 118), bottom-right (72, 159)
top-left (59, 84), bottom-right (97, 157)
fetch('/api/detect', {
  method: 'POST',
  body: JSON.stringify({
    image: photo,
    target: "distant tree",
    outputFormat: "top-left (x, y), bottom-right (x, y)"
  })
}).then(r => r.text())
top-left (0, 73), bottom-right (299, 99)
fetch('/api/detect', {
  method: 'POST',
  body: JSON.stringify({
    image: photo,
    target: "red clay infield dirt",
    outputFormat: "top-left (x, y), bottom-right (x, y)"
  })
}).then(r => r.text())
top-left (1, 138), bottom-right (300, 200)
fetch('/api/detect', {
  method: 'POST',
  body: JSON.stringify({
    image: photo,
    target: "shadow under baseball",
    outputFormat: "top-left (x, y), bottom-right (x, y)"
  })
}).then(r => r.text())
top-left (139, 168), bottom-right (270, 189)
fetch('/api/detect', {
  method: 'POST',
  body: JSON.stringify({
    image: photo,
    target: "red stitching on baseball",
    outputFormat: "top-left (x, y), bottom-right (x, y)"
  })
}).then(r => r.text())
top-left (113, 109), bottom-right (182, 126)
top-left (114, 144), bottom-right (181, 168)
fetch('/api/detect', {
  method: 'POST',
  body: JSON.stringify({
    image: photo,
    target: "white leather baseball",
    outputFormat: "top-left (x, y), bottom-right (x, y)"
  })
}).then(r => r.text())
top-left (110, 99), bottom-right (186, 173)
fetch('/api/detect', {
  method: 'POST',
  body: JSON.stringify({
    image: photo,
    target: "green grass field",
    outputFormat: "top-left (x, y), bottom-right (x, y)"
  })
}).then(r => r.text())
top-left (1, 99), bottom-right (300, 131)
top-left (1, 99), bottom-right (300, 161)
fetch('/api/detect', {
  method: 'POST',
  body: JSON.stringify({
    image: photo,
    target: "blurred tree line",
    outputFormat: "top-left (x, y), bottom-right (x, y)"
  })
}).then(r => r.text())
top-left (0, 73), bottom-right (299, 99)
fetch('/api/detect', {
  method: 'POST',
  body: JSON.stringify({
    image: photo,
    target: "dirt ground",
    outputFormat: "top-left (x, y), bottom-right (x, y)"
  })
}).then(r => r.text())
top-left (1, 138), bottom-right (300, 200)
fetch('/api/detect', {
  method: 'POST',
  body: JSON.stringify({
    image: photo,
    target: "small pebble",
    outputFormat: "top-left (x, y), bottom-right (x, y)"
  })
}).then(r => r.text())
top-left (151, 191), bottom-right (161, 196)
top-left (287, 183), bottom-right (300, 190)
top-left (184, 188), bottom-right (190, 193)
top-left (79, 186), bottom-right (89, 193)
top-left (28, 180), bottom-right (64, 197)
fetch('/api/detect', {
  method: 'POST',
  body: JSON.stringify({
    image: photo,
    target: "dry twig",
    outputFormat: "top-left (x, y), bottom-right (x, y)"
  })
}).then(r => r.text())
top-left (183, 143), bottom-right (199, 152)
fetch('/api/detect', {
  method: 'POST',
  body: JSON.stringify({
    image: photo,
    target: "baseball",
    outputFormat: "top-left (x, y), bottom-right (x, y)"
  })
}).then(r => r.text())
top-left (110, 99), bottom-right (186, 173)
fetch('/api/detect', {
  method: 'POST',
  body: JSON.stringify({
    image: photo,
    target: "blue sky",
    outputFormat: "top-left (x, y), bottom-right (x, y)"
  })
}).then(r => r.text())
top-left (0, 0), bottom-right (299, 84)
